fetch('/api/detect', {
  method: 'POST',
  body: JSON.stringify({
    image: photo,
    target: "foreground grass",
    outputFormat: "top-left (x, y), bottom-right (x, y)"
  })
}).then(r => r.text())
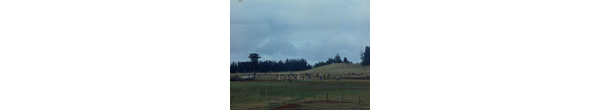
top-left (230, 79), bottom-right (370, 110)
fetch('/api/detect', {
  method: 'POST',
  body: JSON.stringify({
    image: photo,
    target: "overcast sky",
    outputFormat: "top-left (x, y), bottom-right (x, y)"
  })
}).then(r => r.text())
top-left (230, 0), bottom-right (369, 65)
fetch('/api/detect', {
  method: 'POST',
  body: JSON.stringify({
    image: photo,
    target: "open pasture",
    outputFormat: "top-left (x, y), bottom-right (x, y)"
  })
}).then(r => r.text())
top-left (230, 79), bottom-right (370, 110)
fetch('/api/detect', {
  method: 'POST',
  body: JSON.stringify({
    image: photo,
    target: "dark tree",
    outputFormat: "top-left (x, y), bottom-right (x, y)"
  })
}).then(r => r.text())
top-left (343, 57), bottom-right (349, 65)
top-left (326, 58), bottom-right (334, 64)
top-left (363, 46), bottom-right (370, 65)
top-left (249, 53), bottom-right (261, 65)
top-left (360, 46), bottom-right (370, 69)
top-left (313, 53), bottom-right (346, 68)
top-left (249, 53), bottom-right (261, 70)
top-left (334, 53), bottom-right (342, 63)
top-left (230, 62), bottom-right (237, 73)
top-left (360, 46), bottom-right (371, 69)
top-left (249, 53), bottom-right (260, 79)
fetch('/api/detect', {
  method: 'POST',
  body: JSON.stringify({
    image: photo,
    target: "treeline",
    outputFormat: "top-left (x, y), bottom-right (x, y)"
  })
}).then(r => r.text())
top-left (314, 46), bottom-right (369, 68)
top-left (230, 46), bottom-right (369, 73)
top-left (313, 53), bottom-right (352, 68)
top-left (230, 58), bottom-right (312, 73)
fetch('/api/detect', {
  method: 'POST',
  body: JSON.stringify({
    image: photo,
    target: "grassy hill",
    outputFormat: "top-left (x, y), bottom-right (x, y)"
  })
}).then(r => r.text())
top-left (296, 63), bottom-right (369, 74)
top-left (231, 63), bottom-right (369, 80)
top-left (232, 63), bottom-right (369, 75)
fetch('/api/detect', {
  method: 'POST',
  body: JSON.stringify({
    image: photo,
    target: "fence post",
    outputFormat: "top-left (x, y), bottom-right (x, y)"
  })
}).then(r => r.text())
top-left (302, 92), bottom-right (303, 99)
top-left (266, 88), bottom-right (267, 95)
top-left (359, 95), bottom-right (361, 105)
top-left (342, 94), bottom-right (344, 101)
top-left (313, 93), bottom-right (315, 100)
top-left (326, 93), bottom-right (328, 101)
top-left (282, 90), bottom-right (283, 96)
top-left (292, 91), bottom-right (294, 98)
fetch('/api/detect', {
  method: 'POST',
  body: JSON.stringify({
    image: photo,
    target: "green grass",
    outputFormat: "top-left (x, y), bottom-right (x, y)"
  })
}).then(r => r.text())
top-left (296, 63), bottom-right (370, 74)
top-left (230, 80), bottom-right (370, 110)
top-left (230, 63), bottom-right (370, 110)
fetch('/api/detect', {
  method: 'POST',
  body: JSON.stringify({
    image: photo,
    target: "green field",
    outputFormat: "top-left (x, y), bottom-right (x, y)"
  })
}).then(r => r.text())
top-left (297, 63), bottom-right (370, 74)
top-left (230, 63), bottom-right (370, 110)
top-left (231, 63), bottom-right (370, 80)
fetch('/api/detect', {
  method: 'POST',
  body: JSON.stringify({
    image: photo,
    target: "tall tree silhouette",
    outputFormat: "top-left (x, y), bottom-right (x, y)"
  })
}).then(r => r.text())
top-left (360, 46), bottom-right (370, 69)
top-left (343, 57), bottom-right (349, 65)
top-left (249, 53), bottom-right (261, 79)
top-left (230, 62), bottom-right (236, 73)
top-left (334, 53), bottom-right (342, 63)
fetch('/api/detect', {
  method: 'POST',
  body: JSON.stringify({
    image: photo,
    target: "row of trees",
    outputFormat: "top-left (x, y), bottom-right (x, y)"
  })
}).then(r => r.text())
top-left (313, 45), bottom-right (372, 68)
top-left (313, 53), bottom-right (353, 68)
top-left (230, 58), bottom-right (312, 73)
top-left (230, 46), bottom-right (369, 73)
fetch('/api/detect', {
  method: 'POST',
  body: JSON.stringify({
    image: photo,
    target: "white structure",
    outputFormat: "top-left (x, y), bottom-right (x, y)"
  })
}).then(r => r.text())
top-left (241, 75), bottom-right (253, 79)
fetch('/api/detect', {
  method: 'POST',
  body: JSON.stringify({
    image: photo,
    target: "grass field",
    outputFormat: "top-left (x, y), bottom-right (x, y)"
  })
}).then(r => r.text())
top-left (296, 63), bottom-right (370, 74)
top-left (230, 80), bottom-right (369, 110)
top-left (231, 63), bottom-right (370, 80)
top-left (230, 63), bottom-right (370, 110)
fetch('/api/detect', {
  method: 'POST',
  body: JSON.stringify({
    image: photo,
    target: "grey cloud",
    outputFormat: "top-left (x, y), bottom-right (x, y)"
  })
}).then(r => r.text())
top-left (231, 0), bottom-right (369, 65)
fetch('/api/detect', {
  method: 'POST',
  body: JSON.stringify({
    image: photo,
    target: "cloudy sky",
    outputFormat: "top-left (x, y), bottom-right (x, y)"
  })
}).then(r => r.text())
top-left (230, 0), bottom-right (369, 65)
